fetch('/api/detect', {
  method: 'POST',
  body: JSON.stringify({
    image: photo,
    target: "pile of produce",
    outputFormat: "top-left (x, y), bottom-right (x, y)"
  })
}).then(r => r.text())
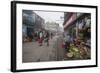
top-left (66, 44), bottom-right (80, 59)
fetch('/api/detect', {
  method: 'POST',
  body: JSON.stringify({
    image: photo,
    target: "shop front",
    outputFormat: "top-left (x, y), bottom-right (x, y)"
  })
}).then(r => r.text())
top-left (63, 13), bottom-right (91, 60)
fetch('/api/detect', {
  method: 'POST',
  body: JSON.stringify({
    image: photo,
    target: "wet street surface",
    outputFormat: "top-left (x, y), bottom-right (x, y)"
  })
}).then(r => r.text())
top-left (22, 35), bottom-right (65, 63)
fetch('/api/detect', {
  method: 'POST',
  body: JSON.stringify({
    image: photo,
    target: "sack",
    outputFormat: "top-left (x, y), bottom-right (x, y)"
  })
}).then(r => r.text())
top-left (38, 38), bottom-right (43, 43)
top-left (62, 43), bottom-right (65, 48)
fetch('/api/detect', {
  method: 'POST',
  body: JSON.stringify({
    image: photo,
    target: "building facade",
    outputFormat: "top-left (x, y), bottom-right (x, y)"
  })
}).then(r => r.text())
top-left (63, 12), bottom-right (91, 47)
top-left (22, 10), bottom-right (45, 41)
top-left (45, 22), bottom-right (59, 34)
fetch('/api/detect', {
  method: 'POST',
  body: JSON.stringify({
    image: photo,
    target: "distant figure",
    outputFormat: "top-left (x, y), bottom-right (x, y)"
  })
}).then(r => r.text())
top-left (45, 31), bottom-right (50, 46)
top-left (34, 31), bottom-right (38, 41)
top-left (50, 32), bottom-right (53, 39)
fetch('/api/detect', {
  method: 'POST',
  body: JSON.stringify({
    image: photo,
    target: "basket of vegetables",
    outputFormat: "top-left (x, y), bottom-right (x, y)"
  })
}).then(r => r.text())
top-left (66, 44), bottom-right (80, 59)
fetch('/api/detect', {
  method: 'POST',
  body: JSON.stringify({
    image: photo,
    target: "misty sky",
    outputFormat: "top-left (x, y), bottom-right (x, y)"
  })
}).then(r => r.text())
top-left (34, 11), bottom-right (64, 27)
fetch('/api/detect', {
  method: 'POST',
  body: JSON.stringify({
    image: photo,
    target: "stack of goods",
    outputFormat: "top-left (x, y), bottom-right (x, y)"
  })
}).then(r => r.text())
top-left (66, 44), bottom-right (80, 59)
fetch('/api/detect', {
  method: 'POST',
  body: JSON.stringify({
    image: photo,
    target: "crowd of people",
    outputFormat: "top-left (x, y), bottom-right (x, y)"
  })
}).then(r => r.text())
top-left (23, 29), bottom-right (54, 46)
top-left (37, 29), bottom-right (50, 46)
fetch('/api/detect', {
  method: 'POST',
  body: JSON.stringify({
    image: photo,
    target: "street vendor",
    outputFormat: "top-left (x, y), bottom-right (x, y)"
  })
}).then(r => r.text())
top-left (63, 33), bottom-right (71, 52)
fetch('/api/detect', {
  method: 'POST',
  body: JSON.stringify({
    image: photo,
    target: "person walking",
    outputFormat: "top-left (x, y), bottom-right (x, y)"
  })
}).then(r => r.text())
top-left (38, 30), bottom-right (44, 46)
top-left (45, 31), bottom-right (50, 46)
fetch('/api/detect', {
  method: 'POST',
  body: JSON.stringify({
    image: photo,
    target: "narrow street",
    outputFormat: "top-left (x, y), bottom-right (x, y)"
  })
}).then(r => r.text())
top-left (22, 35), bottom-right (64, 63)
top-left (22, 10), bottom-right (91, 63)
